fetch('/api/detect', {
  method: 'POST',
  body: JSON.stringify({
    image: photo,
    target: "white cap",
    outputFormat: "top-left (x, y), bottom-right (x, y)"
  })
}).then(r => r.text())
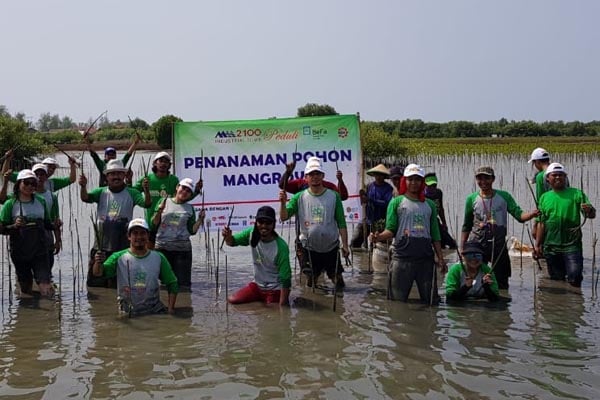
top-left (32, 163), bottom-right (48, 174)
top-left (178, 178), bottom-right (194, 191)
top-left (528, 147), bottom-right (549, 163)
top-left (544, 162), bottom-right (567, 176)
top-left (154, 151), bottom-right (172, 162)
top-left (304, 157), bottom-right (324, 175)
top-left (17, 169), bottom-right (38, 181)
top-left (104, 159), bottom-right (128, 174)
top-left (403, 163), bottom-right (425, 178)
top-left (128, 218), bottom-right (149, 232)
top-left (42, 157), bottom-right (58, 166)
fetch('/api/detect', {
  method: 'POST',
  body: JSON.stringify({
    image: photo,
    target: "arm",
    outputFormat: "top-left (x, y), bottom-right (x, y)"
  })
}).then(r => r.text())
top-left (535, 221), bottom-right (545, 258)
top-left (142, 177), bottom-right (152, 208)
top-left (1, 150), bottom-right (13, 177)
top-left (126, 132), bottom-right (141, 157)
top-left (158, 252), bottom-right (179, 313)
top-left (333, 194), bottom-right (349, 256)
top-left (151, 198), bottom-right (167, 230)
top-left (461, 194), bottom-right (475, 249)
top-left (437, 190), bottom-right (448, 227)
top-left (79, 174), bottom-right (90, 202)
top-left (191, 208), bottom-right (205, 234)
top-left (275, 237), bottom-right (292, 306)
top-left (0, 169), bottom-right (11, 204)
top-left (336, 170), bottom-right (348, 201)
top-left (279, 190), bottom-right (290, 221)
top-left (68, 156), bottom-right (77, 183)
top-left (278, 162), bottom-right (295, 190)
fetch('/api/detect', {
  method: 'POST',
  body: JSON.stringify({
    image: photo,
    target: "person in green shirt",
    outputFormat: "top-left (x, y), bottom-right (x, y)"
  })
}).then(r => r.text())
top-left (222, 206), bottom-right (291, 305)
top-left (134, 151), bottom-right (202, 248)
top-left (445, 241), bottom-right (499, 302)
top-left (86, 132), bottom-right (140, 187)
top-left (535, 162), bottom-right (596, 287)
top-left (92, 218), bottom-right (178, 315)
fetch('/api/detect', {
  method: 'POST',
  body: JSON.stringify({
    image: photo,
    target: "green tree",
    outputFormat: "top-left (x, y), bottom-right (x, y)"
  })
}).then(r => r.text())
top-left (297, 103), bottom-right (338, 117)
top-left (0, 114), bottom-right (45, 162)
top-left (153, 114), bottom-right (182, 149)
top-left (130, 117), bottom-right (149, 130)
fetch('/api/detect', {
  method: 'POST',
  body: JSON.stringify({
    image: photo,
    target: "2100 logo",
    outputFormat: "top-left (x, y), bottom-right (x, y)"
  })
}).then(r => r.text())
top-left (236, 129), bottom-right (262, 137)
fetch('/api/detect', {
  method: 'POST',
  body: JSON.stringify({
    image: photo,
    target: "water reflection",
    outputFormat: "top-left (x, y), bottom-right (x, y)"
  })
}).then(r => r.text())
top-left (0, 152), bottom-right (599, 398)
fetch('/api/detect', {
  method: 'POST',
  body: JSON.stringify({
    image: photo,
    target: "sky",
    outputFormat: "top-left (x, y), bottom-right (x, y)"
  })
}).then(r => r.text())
top-left (1, 0), bottom-right (599, 125)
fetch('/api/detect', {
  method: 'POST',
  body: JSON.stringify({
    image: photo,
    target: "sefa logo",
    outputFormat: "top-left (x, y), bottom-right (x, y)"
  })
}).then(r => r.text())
top-left (215, 130), bottom-right (235, 138)
top-left (338, 127), bottom-right (348, 139)
top-left (302, 126), bottom-right (311, 136)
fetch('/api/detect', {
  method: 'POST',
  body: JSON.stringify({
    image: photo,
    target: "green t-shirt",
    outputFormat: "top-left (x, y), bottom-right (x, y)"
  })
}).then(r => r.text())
top-left (445, 262), bottom-right (499, 299)
top-left (10, 171), bottom-right (71, 192)
top-left (134, 173), bottom-right (180, 226)
top-left (231, 226), bottom-right (291, 289)
top-left (538, 187), bottom-right (590, 254)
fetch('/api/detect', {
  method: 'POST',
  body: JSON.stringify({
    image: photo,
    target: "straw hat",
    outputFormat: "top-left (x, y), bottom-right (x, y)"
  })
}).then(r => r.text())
top-left (366, 164), bottom-right (390, 177)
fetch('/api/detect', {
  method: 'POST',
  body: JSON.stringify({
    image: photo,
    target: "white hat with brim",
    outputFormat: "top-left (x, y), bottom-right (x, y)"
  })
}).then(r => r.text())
top-left (128, 218), bottom-right (149, 232)
top-left (544, 162), bottom-right (567, 176)
top-left (17, 169), bottom-right (38, 181)
top-left (154, 151), bottom-right (172, 162)
top-left (178, 178), bottom-right (194, 191)
top-left (104, 159), bottom-right (128, 174)
top-left (304, 157), bottom-right (324, 175)
top-left (42, 157), bottom-right (59, 166)
top-left (528, 147), bottom-right (550, 163)
top-left (367, 164), bottom-right (390, 178)
top-left (403, 163), bottom-right (425, 178)
top-left (32, 163), bottom-right (48, 174)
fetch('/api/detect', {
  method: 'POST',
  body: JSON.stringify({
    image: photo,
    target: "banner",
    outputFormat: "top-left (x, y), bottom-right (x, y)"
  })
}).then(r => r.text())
top-left (174, 114), bottom-right (362, 231)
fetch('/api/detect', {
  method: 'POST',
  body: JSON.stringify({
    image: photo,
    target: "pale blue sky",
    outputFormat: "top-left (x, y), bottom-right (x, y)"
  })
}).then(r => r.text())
top-left (1, 0), bottom-right (598, 124)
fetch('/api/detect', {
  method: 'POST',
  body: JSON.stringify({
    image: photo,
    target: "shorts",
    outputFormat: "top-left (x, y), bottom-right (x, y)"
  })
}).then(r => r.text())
top-left (228, 282), bottom-right (281, 304)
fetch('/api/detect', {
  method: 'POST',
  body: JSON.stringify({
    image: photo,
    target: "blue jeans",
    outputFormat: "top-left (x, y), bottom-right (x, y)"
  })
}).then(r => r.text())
top-left (545, 251), bottom-right (583, 287)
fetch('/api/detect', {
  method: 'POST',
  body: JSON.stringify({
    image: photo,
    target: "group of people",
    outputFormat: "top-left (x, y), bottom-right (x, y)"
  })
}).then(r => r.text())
top-left (0, 143), bottom-right (595, 315)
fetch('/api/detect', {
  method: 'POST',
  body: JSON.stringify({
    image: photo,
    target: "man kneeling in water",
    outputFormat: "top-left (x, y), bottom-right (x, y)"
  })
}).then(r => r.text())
top-left (92, 218), bottom-right (178, 316)
top-left (222, 206), bottom-right (291, 306)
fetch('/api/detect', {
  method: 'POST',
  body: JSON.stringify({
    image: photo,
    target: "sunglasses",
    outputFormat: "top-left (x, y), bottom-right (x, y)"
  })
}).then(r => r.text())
top-left (22, 179), bottom-right (37, 187)
top-left (256, 219), bottom-right (274, 225)
top-left (463, 253), bottom-right (483, 261)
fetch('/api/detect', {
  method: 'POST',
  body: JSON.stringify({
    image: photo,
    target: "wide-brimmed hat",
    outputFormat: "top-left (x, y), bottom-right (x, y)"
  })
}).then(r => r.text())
top-left (403, 163), bottom-right (425, 178)
top-left (528, 147), bottom-right (549, 163)
top-left (32, 163), bottom-right (48, 174)
top-left (304, 157), bottom-right (324, 175)
top-left (367, 164), bottom-right (390, 178)
top-left (424, 172), bottom-right (438, 186)
top-left (17, 169), bottom-right (37, 181)
top-left (42, 157), bottom-right (59, 166)
top-left (104, 159), bottom-right (128, 174)
top-left (255, 206), bottom-right (276, 223)
top-left (544, 162), bottom-right (567, 176)
top-left (462, 241), bottom-right (484, 255)
top-left (178, 178), bottom-right (194, 191)
top-left (128, 218), bottom-right (149, 232)
top-left (475, 166), bottom-right (495, 177)
top-left (153, 151), bottom-right (172, 162)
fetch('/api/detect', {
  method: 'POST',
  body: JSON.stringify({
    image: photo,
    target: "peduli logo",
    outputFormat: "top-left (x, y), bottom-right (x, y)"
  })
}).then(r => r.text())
top-left (302, 126), bottom-right (311, 136)
top-left (338, 127), bottom-right (348, 138)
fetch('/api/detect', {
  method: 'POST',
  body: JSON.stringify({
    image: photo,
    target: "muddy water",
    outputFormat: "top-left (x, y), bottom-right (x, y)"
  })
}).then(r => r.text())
top-left (0, 152), bottom-right (599, 399)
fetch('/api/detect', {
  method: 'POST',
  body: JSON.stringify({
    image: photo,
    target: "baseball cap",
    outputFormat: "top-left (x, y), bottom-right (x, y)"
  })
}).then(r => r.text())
top-left (128, 218), bottom-right (149, 232)
top-left (462, 241), bottom-right (484, 255)
top-left (17, 169), bottom-right (37, 181)
top-left (544, 162), bottom-right (567, 176)
top-left (403, 163), bottom-right (425, 178)
top-left (475, 166), bottom-right (495, 177)
top-left (255, 206), bottom-right (276, 223)
top-left (153, 151), bottom-right (172, 162)
top-left (32, 163), bottom-right (48, 174)
top-left (389, 166), bottom-right (403, 179)
top-left (42, 157), bottom-right (58, 166)
top-left (528, 147), bottom-right (549, 163)
top-left (424, 173), bottom-right (438, 186)
top-left (104, 159), bottom-right (128, 174)
top-left (304, 157), bottom-right (324, 175)
top-left (104, 147), bottom-right (117, 155)
top-left (178, 178), bottom-right (194, 191)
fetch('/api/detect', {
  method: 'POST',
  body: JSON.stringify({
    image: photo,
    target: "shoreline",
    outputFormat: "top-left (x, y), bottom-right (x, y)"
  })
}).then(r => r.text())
top-left (55, 140), bottom-right (162, 152)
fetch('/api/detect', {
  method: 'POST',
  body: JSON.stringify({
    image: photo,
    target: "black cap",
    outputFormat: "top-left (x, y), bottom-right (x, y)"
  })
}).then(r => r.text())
top-left (389, 166), bottom-right (403, 178)
top-left (255, 206), bottom-right (276, 223)
top-left (462, 241), bottom-right (484, 255)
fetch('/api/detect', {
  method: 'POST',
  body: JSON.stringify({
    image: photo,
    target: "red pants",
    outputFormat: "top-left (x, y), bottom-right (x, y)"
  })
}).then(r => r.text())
top-left (228, 282), bottom-right (281, 304)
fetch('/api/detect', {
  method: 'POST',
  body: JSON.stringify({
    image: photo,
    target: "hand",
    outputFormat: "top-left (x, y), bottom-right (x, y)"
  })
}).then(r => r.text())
top-left (464, 276), bottom-right (474, 287)
top-left (94, 251), bottom-right (106, 264)
top-left (437, 260), bottom-right (448, 274)
top-left (158, 198), bottom-right (167, 213)
top-left (199, 208), bottom-right (206, 219)
top-left (482, 273), bottom-right (493, 285)
top-left (279, 189), bottom-right (287, 203)
top-left (195, 179), bottom-right (203, 193)
top-left (125, 168), bottom-right (133, 183)
top-left (582, 204), bottom-right (595, 218)
top-left (285, 161), bottom-right (296, 174)
top-left (14, 216), bottom-right (25, 228)
top-left (222, 226), bottom-right (232, 239)
top-left (531, 209), bottom-right (541, 218)
top-left (142, 177), bottom-right (149, 191)
top-left (78, 174), bottom-right (88, 187)
top-left (3, 169), bottom-right (12, 179)
top-left (54, 218), bottom-right (63, 229)
top-left (336, 170), bottom-right (343, 180)
top-left (533, 246), bottom-right (543, 260)
top-left (341, 247), bottom-right (350, 258)
top-left (370, 231), bottom-right (378, 243)
top-left (53, 240), bottom-right (62, 255)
